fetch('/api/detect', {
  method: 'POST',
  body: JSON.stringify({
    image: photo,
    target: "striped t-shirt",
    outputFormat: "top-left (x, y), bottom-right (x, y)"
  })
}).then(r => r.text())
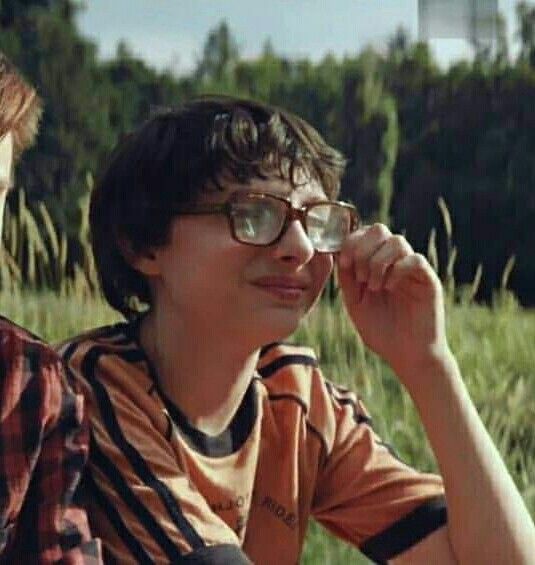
top-left (58, 320), bottom-right (447, 564)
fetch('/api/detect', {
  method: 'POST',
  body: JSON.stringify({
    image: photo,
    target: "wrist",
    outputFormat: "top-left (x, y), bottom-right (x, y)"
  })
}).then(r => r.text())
top-left (392, 346), bottom-right (460, 397)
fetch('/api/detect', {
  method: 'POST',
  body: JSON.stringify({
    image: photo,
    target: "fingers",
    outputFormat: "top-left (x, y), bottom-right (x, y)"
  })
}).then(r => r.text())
top-left (384, 253), bottom-right (436, 292)
top-left (367, 234), bottom-right (413, 291)
top-left (337, 223), bottom-right (418, 292)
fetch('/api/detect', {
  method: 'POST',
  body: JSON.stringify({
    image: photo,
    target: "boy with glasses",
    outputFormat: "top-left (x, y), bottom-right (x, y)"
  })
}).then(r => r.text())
top-left (60, 97), bottom-right (534, 563)
top-left (0, 53), bottom-right (101, 563)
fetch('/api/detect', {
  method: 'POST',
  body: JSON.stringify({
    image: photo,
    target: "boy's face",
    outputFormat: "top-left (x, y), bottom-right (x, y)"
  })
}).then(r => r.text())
top-left (138, 175), bottom-right (334, 347)
top-left (0, 132), bottom-right (14, 194)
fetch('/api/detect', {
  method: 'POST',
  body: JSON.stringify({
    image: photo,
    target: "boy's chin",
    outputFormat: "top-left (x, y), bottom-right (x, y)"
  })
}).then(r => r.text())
top-left (255, 317), bottom-right (302, 345)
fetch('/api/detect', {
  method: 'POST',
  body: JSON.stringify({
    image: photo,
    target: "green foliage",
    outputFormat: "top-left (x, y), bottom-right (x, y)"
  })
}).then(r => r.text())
top-left (1, 286), bottom-right (533, 564)
top-left (297, 292), bottom-right (535, 563)
top-left (1, 187), bottom-right (97, 294)
top-left (391, 62), bottom-right (535, 304)
top-left (103, 41), bottom-right (193, 132)
top-left (195, 21), bottom-right (240, 86)
top-left (5, 2), bottom-right (535, 306)
top-left (1, 1), bottom-right (114, 208)
top-left (1, 5), bottom-right (535, 562)
top-left (339, 50), bottom-right (399, 223)
top-left (516, 1), bottom-right (535, 66)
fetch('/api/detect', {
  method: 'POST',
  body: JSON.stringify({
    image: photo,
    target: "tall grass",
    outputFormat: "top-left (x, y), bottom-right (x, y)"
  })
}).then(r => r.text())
top-left (2, 287), bottom-right (533, 564)
top-left (297, 293), bottom-right (535, 564)
top-left (1, 187), bottom-right (98, 295)
top-left (1, 195), bottom-right (533, 563)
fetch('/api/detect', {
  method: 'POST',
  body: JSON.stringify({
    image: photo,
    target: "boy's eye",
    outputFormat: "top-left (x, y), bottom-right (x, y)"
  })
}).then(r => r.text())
top-left (307, 214), bottom-right (328, 228)
top-left (235, 204), bottom-right (276, 220)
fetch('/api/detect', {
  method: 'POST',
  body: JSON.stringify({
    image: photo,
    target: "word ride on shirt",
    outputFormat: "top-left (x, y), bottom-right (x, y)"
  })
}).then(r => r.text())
top-left (58, 320), bottom-right (447, 564)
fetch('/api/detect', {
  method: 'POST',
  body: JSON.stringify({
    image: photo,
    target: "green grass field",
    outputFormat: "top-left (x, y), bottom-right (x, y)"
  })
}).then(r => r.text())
top-left (2, 289), bottom-right (534, 564)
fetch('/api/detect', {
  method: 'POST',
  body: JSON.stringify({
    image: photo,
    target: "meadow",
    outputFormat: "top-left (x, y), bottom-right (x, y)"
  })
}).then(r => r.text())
top-left (1, 284), bottom-right (534, 564)
top-left (0, 179), bottom-right (533, 564)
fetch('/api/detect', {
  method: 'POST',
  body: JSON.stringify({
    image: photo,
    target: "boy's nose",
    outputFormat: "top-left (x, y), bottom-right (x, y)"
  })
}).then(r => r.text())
top-left (272, 219), bottom-right (315, 265)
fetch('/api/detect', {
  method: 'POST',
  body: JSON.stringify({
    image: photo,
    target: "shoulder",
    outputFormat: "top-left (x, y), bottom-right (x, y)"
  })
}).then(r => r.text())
top-left (255, 340), bottom-right (323, 404)
top-left (0, 315), bottom-right (78, 430)
top-left (255, 341), bottom-right (370, 454)
top-left (0, 314), bottom-right (66, 382)
top-left (57, 322), bottom-right (135, 370)
top-left (57, 321), bottom-right (153, 405)
top-left (0, 314), bottom-right (56, 363)
top-left (57, 322), bottom-right (173, 464)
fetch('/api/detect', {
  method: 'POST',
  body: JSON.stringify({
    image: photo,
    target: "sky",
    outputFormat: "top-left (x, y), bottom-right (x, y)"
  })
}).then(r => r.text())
top-left (76, 0), bottom-right (524, 75)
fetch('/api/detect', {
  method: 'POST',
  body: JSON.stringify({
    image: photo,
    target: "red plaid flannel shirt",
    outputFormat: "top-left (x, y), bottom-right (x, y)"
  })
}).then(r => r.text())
top-left (0, 316), bottom-right (101, 563)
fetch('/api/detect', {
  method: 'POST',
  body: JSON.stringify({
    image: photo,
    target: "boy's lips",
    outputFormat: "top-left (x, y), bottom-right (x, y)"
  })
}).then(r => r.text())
top-left (251, 276), bottom-right (310, 290)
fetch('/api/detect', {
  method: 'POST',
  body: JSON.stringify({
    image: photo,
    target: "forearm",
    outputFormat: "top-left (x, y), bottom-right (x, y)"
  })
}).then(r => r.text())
top-left (401, 353), bottom-right (535, 564)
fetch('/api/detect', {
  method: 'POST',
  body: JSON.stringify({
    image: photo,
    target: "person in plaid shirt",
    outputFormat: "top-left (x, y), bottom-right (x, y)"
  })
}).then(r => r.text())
top-left (0, 53), bottom-right (101, 563)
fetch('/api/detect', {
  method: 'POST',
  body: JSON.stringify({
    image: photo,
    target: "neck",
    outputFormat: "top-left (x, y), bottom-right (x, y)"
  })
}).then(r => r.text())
top-left (138, 307), bottom-right (260, 436)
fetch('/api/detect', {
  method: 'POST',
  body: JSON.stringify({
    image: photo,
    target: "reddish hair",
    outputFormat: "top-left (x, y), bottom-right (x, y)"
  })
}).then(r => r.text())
top-left (0, 52), bottom-right (42, 161)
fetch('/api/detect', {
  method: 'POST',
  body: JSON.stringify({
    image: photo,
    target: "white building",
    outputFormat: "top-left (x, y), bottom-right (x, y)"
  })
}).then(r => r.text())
top-left (419, 0), bottom-right (498, 44)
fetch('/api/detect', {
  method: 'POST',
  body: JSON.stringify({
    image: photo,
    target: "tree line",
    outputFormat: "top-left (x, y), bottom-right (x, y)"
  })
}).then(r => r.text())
top-left (2, 0), bottom-right (535, 305)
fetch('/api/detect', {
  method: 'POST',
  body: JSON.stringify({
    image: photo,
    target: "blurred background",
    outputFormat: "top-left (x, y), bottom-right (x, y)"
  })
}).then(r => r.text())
top-left (2, 0), bottom-right (535, 305)
top-left (1, 3), bottom-right (534, 563)
top-left (0, 0), bottom-right (535, 306)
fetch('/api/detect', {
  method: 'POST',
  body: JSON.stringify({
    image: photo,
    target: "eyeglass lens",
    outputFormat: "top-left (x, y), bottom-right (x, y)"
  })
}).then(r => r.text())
top-left (231, 198), bottom-right (286, 244)
top-left (230, 195), bottom-right (352, 252)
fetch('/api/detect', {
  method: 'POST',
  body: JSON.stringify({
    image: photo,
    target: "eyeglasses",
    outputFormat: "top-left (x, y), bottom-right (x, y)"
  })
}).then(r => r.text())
top-left (177, 191), bottom-right (360, 253)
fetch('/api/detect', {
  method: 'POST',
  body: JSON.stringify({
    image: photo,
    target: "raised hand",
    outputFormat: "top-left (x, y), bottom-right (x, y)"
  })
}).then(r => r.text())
top-left (336, 223), bottom-right (452, 382)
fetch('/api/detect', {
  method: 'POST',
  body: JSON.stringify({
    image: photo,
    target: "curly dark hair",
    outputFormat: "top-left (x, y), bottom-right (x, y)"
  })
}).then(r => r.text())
top-left (90, 95), bottom-right (347, 319)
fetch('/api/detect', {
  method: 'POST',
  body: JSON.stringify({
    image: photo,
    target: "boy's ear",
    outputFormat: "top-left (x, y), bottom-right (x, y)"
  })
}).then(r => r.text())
top-left (118, 236), bottom-right (160, 276)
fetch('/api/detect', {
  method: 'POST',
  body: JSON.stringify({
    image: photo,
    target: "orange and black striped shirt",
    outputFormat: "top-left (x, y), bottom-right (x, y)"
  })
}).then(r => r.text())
top-left (59, 320), bottom-right (447, 564)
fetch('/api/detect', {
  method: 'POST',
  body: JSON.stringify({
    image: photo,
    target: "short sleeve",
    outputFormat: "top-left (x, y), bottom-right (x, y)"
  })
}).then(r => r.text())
top-left (311, 380), bottom-right (447, 563)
